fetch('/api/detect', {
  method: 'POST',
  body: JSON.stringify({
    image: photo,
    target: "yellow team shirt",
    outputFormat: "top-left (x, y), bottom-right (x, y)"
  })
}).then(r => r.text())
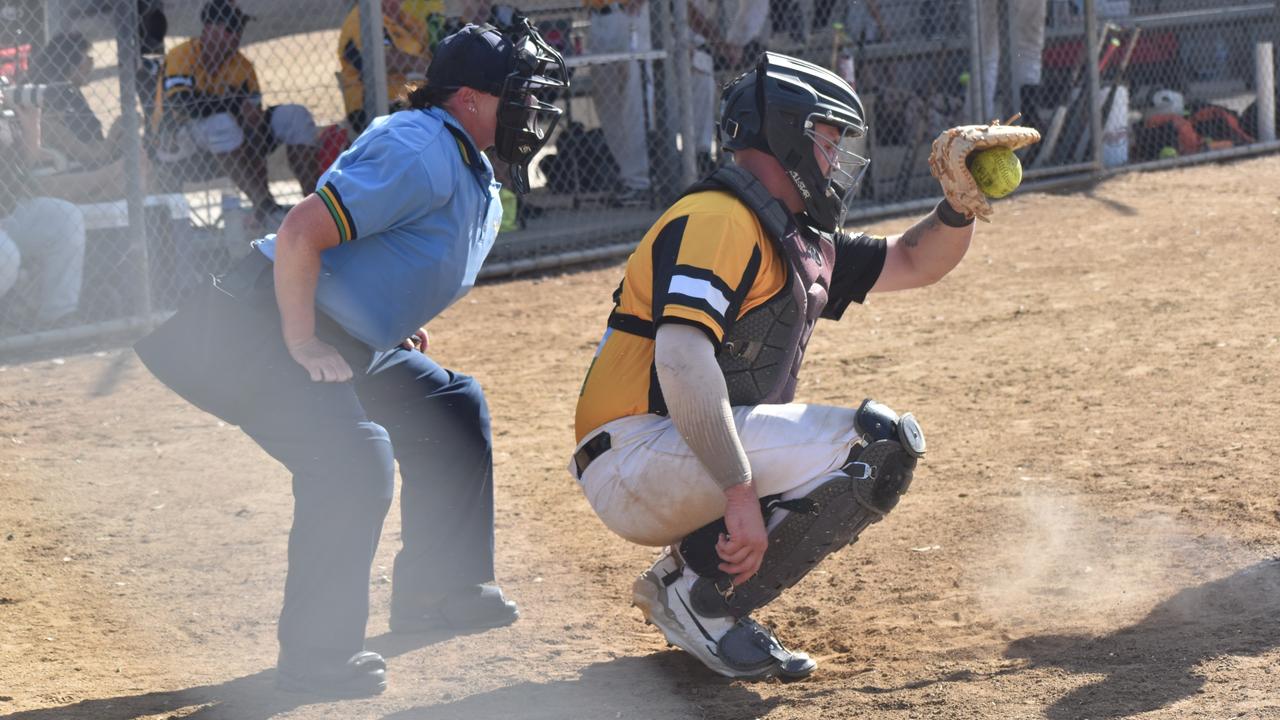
top-left (151, 39), bottom-right (260, 132)
top-left (575, 190), bottom-right (789, 441)
top-left (338, 5), bottom-right (434, 116)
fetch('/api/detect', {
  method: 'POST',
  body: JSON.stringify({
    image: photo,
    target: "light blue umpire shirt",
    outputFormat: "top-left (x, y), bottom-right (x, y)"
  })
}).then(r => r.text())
top-left (256, 105), bottom-right (503, 352)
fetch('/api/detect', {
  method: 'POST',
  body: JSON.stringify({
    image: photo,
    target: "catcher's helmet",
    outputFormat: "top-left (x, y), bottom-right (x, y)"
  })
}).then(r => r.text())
top-left (718, 52), bottom-right (868, 232)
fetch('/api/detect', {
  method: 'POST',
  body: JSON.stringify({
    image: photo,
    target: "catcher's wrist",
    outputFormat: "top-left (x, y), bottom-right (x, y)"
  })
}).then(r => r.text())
top-left (935, 198), bottom-right (974, 228)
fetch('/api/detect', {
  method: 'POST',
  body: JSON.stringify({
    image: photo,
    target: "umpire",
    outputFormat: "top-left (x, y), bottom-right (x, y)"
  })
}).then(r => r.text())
top-left (135, 20), bottom-right (566, 697)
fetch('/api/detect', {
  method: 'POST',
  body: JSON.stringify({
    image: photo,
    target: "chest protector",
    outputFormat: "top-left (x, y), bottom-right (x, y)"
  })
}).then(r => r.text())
top-left (683, 166), bottom-right (834, 405)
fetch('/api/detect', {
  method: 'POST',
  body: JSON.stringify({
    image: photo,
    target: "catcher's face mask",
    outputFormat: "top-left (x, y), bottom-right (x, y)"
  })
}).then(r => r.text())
top-left (493, 18), bottom-right (567, 194)
top-left (806, 117), bottom-right (869, 231)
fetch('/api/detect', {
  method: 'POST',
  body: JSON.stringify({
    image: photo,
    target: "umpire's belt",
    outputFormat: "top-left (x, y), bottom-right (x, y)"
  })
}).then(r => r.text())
top-left (573, 431), bottom-right (612, 478)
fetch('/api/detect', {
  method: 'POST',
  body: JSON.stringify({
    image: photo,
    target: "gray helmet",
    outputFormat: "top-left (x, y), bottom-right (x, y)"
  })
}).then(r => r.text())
top-left (718, 52), bottom-right (868, 232)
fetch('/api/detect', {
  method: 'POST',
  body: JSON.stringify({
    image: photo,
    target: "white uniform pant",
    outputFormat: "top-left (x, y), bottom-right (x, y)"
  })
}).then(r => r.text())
top-left (979, 0), bottom-right (1048, 119)
top-left (571, 403), bottom-right (862, 546)
top-left (0, 197), bottom-right (86, 324)
top-left (587, 3), bottom-right (653, 191)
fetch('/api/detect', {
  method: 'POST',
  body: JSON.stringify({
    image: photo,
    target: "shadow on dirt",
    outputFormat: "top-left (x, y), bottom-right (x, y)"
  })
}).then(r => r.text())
top-left (379, 652), bottom-right (779, 720)
top-left (1005, 558), bottom-right (1280, 719)
top-left (1082, 188), bottom-right (1140, 217)
top-left (0, 640), bottom-right (775, 720)
top-left (0, 627), bottom-right (474, 720)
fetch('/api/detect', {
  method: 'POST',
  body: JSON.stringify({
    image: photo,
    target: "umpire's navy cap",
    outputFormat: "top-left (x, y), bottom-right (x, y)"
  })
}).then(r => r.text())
top-left (426, 24), bottom-right (514, 96)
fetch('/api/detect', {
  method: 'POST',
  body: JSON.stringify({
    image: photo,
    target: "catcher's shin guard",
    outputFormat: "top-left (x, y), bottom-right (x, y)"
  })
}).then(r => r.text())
top-left (682, 399), bottom-right (925, 619)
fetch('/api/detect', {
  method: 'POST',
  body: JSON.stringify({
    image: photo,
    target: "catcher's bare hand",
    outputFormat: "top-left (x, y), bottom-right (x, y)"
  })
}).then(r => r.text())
top-left (718, 482), bottom-right (767, 585)
top-left (287, 337), bottom-right (353, 383)
top-left (929, 118), bottom-right (1040, 222)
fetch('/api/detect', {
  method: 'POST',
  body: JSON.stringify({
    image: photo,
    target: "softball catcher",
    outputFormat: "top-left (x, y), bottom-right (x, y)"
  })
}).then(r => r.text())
top-left (571, 52), bottom-right (1037, 679)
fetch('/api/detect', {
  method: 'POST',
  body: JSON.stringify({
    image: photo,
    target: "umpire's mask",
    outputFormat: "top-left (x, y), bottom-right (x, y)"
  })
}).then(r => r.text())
top-left (428, 20), bottom-right (568, 194)
top-left (494, 18), bottom-right (567, 194)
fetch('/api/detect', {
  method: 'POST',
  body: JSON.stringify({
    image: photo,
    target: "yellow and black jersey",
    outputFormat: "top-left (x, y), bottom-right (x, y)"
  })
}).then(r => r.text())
top-left (338, 5), bottom-right (433, 116)
top-left (574, 190), bottom-right (887, 440)
top-left (151, 39), bottom-right (260, 132)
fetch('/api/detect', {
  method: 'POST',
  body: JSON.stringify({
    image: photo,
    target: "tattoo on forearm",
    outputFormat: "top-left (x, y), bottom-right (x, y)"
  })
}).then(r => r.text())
top-left (901, 212), bottom-right (941, 248)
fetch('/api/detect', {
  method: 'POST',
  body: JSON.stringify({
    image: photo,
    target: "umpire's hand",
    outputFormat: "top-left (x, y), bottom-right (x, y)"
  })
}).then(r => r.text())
top-left (287, 337), bottom-right (353, 382)
top-left (400, 327), bottom-right (429, 353)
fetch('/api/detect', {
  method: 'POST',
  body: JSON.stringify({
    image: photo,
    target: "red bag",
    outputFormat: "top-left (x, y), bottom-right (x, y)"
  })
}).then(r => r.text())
top-left (316, 123), bottom-right (352, 175)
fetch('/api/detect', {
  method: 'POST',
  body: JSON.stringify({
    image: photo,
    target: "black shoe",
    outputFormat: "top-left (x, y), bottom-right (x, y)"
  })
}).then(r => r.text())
top-left (390, 584), bottom-right (519, 634)
top-left (275, 650), bottom-right (387, 698)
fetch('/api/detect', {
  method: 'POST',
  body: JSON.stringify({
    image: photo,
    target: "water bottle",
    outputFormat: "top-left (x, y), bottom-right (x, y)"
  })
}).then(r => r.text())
top-left (837, 48), bottom-right (856, 89)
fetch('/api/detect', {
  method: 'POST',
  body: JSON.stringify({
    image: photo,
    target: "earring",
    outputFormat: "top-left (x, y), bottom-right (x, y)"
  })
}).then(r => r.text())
top-left (470, 103), bottom-right (478, 114)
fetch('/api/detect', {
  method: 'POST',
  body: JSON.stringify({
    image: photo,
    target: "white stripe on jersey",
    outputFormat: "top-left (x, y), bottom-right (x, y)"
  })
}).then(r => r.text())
top-left (668, 275), bottom-right (729, 316)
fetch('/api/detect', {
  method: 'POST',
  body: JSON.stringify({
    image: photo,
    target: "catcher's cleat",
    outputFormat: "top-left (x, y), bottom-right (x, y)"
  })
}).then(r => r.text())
top-left (390, 584), bottom-right (518, 634)
top-left (632, 550), bottom-right (814, 679)
top-left (275, 650), bottom-right (387, 698)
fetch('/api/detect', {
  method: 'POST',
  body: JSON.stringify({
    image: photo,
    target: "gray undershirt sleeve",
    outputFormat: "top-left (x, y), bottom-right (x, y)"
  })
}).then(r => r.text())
top-left (653, 323), bottom-right (752, 492)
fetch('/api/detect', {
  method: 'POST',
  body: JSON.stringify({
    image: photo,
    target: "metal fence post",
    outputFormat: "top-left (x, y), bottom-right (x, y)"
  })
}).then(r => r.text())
top-left (650, 0), bottom-right (680, 198)
top-left (1258, 41), bottom-right (1276, 142)
top-left (1084, 0), bottom-right (1103, 171)
top-left (968, 0), bottom-right (986, 123)
top-left (669, 0), bottom-right (698, 187)
top-left (359, 0), bottom-right (390, 121)
top-left (115, 0), bottom-right (152, 323)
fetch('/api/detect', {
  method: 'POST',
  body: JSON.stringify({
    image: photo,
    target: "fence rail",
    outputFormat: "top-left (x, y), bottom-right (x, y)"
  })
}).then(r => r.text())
top-left (1, 0), bottom-right (1277, 356)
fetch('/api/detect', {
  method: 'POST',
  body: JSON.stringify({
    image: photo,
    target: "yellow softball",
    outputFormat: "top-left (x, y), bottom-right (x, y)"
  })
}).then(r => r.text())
top-left (967, 147), bottom-right (1023, 199)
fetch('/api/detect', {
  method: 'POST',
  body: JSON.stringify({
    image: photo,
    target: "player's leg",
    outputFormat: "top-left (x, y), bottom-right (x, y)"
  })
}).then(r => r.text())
top-left (269, 104), bottom-right (321, 194)
top-left (3, 197), bottom-right (86, 324)
top-left (576, 402), bottom-right (866, 545)
top-left (586, 3), bottom-right (652, 202)
top-left (358, 349), bottom-right (517, 634)
top-left (1009, 0), bottom-right (1048, 117)
top-left (653, 399), bottom-right (922, 678)
top-left (577, 399), bottom-right (923, 678)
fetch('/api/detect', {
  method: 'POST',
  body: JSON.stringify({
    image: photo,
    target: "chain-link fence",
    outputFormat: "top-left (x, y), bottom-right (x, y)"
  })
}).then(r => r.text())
top-left (1, 0), bottom-right (1278, 353)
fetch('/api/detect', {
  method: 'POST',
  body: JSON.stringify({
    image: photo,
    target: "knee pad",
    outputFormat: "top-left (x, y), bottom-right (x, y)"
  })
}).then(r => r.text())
top-left (682, 398), bottom-right (925, 618)
top-left (271, 104), bottom-right (317, 146)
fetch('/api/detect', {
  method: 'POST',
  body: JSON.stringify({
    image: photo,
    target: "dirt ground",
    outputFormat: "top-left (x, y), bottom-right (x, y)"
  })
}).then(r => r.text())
top-left (2, 157), bottom-right (1279, 720)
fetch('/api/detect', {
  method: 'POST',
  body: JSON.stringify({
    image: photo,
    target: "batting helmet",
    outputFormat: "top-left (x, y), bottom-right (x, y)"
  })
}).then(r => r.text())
top-left (718, 52), bottom-right (868, 232)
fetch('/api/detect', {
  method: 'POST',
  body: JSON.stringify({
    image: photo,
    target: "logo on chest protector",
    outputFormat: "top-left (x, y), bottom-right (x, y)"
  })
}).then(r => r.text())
top-left (798, 235), bottom-right (824, 266)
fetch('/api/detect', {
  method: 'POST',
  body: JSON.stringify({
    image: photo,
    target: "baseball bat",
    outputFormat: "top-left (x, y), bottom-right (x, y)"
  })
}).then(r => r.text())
top-left (1051, 24), bottom-right (1123, 165)
top-left (1072, 26), bottom-right (1142, 163)
top-left (1033, 26), bottom-right (1106, 167)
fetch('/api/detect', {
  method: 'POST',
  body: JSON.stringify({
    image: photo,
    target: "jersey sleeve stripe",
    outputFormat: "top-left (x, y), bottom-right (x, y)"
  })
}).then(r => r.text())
top-left (649, 215), bottom-right (688, 319)
top-left (668, 275), bottom-right (730, 316)
top-left (317, 182), bottom-right (356, 243)
top-left (670, 263), bottom-right (735, 299)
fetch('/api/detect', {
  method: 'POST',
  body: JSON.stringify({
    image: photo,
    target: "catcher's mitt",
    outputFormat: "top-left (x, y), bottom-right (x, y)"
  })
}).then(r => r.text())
top-left (929, 120), bottom-right (1040, 222)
